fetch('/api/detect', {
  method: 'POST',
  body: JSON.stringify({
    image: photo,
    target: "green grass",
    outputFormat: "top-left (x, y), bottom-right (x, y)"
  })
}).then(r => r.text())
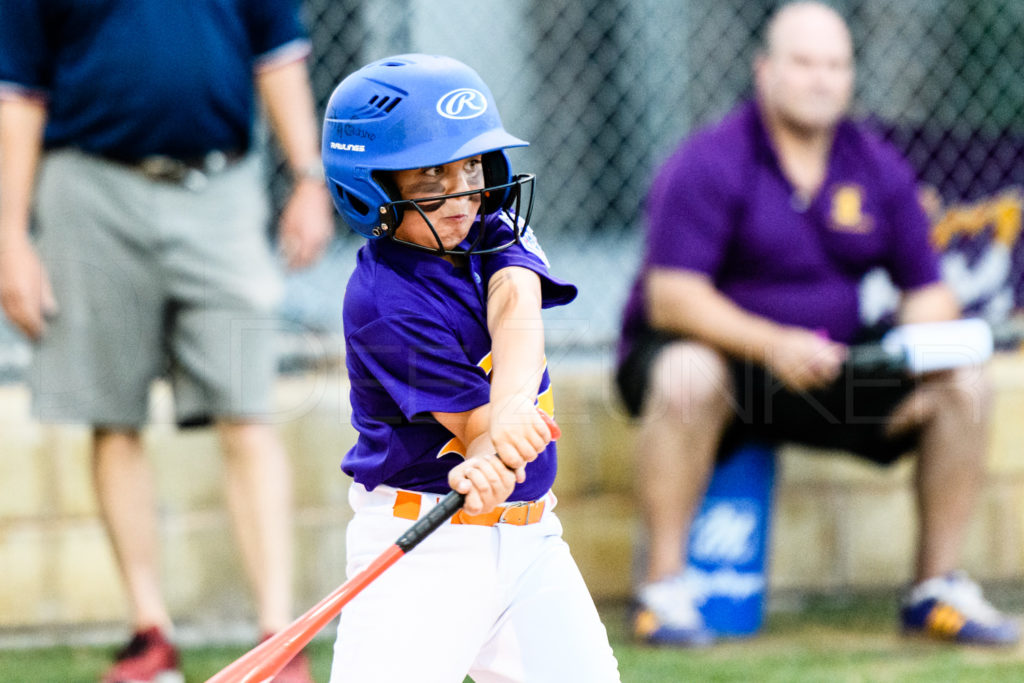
top-left (3, 591), bottom-right (1024, 682)
top-left (605, 593), bottom-right (1024, 683)
top-left (0, 640), bottom-right (336, 682)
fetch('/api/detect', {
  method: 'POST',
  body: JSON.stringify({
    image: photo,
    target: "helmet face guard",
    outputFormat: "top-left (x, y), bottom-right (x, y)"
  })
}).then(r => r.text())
top-left (378, 172), bottom-right (535, 256)
top-left (322, 53), bottom-right (533, 256)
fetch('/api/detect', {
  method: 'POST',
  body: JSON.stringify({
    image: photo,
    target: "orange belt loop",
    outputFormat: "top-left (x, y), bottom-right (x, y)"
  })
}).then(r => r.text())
top-left (392, 489), bottom-right (422, 521)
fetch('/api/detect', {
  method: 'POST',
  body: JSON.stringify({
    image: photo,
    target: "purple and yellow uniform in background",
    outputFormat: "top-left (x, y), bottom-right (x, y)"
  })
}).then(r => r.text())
top-left (619, 99), bottom-right (941, 367)
top-left (343, 215), bottom-right (576, 501)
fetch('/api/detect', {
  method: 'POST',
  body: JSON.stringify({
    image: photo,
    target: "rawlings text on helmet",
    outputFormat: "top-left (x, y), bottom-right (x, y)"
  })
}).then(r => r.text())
top-left (436, 88), bottom-right (488, 120)
top-left (329, 141), bottom-right (366, 152)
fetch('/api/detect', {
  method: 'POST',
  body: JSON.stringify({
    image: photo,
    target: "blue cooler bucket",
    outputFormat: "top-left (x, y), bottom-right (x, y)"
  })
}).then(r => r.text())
top-left (685, 441), bottom-right (776, 636)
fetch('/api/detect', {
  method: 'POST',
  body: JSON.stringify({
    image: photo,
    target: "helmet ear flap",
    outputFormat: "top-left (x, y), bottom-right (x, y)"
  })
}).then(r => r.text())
top-left (481, 151), bottom-right (513, 213)
top-left (372, 171), bottom-right (403, 230)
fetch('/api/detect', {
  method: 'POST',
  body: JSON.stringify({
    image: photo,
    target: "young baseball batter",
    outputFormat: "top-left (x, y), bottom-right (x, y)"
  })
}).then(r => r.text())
top-left (321, 54), bottom-right (621, 682)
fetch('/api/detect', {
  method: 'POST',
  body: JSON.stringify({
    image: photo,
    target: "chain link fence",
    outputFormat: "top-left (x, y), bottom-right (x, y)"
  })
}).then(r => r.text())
top-left (292, 0), bottom-right (1023, 234)
top-left (276, 0), bottom-right (1024, 350)
top-left (2, 0), bottom-right (1023, 377)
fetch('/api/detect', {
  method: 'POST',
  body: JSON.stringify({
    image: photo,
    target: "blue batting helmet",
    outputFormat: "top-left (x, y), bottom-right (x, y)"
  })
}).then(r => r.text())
top-left (322, 53), bottom-right (533, 253)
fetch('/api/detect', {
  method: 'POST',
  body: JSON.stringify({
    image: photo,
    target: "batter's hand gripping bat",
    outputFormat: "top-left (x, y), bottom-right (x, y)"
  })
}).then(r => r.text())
top-left (206, 410), bottom-right (561, 683)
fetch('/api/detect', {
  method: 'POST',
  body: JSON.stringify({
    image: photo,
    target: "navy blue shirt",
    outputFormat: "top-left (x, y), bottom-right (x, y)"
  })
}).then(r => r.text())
top-left (0, 0), bottom-right (309, 160)
top-left (342, 215), bottom-right (577, 501)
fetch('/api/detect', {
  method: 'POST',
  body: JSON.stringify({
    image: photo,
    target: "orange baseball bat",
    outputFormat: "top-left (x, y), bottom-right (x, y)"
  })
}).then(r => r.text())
top-left (206, 410), bottom-right (561, 683)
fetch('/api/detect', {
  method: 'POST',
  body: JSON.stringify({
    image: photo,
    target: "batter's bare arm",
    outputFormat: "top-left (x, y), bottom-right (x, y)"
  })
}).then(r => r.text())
top-left (433, 406), bottom-right (518, 516)
top-left (0, 95), bottom-right (55, 339)
top-left (486, 266), bottom-right (552, 468)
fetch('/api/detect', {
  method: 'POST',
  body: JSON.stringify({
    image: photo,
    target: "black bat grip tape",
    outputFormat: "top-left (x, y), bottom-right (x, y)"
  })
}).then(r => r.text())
top-left (395, 490), bottom-right (466, 553)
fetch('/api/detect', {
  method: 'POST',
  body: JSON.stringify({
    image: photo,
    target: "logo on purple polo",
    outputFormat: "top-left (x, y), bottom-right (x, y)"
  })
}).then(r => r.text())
top-left (436, 88), bottom-right (488, 120)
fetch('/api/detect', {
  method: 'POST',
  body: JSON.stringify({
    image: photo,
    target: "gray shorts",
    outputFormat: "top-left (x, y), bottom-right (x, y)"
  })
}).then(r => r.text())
top-left (31, 149), bottom-right (284, 428)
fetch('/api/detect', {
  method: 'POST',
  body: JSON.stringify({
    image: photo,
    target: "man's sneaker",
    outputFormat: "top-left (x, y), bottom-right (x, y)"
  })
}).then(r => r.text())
top-left (901, 571), bottom-right (1021, 646)
top-left (101, 626), bottom-right (183, 683)
top-left (259, 633), bottom-right (315, 683)
top-left (633, 573), bottom-right (715, 647)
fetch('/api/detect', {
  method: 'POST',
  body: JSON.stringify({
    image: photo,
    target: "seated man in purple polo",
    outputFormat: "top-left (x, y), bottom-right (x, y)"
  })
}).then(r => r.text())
top-left (616, 1), bottom-right (1019, 647)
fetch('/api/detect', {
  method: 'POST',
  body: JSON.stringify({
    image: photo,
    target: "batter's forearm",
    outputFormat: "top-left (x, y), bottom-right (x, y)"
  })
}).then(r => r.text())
top-left (487, 267), bottom-right (545, 403)
top-left (432, 404), bottom-right (491, 453)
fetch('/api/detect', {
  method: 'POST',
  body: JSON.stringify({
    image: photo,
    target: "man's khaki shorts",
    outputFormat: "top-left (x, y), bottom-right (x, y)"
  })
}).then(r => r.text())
top-left (31, 149), bottom-right (284, 428)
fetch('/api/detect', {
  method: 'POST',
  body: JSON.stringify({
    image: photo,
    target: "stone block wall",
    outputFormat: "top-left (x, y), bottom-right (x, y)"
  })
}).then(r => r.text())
top-left (2, 355), bottom-right (1024, 633)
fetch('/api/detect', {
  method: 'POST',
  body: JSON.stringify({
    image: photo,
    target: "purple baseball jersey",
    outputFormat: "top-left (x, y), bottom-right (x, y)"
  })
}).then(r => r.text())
top-left (619, 99), bottom-right (941, 363)
top-left (342, 214), bottom-right (577, 501)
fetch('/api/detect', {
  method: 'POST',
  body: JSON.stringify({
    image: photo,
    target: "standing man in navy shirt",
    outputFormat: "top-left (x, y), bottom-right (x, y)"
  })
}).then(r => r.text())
top-left (617, 1), bottom-right (1018, 647)
top-left (0, 2), bottom-right (333, 681)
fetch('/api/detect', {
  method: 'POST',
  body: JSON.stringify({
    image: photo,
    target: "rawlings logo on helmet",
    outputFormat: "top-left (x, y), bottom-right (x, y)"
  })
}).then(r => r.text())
top-left (436, 88), bottom-right (488, 120)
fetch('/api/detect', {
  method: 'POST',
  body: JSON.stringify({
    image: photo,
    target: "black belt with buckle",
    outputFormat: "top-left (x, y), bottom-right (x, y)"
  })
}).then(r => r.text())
top-left (104, 149), bottom-right (245, 190)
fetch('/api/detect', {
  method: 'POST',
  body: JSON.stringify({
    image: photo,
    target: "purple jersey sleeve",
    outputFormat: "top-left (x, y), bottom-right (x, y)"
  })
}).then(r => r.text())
top-left (347, 311), bottom-right (491, 423)
top-left (480, 214), bottom-right (578, 307)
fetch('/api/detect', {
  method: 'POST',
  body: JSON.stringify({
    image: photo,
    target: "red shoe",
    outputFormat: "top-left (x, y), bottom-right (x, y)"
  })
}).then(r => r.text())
top-left (260, 633), bottom-right (315, 683)
top-left (101, 626), bottom-right (183, 683)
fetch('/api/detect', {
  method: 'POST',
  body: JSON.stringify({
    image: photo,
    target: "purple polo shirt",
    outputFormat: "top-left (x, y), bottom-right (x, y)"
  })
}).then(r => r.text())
top-left (343, 214), bottom-right (577, 501)
top-left (619, 99), bottom-right (940, 363)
